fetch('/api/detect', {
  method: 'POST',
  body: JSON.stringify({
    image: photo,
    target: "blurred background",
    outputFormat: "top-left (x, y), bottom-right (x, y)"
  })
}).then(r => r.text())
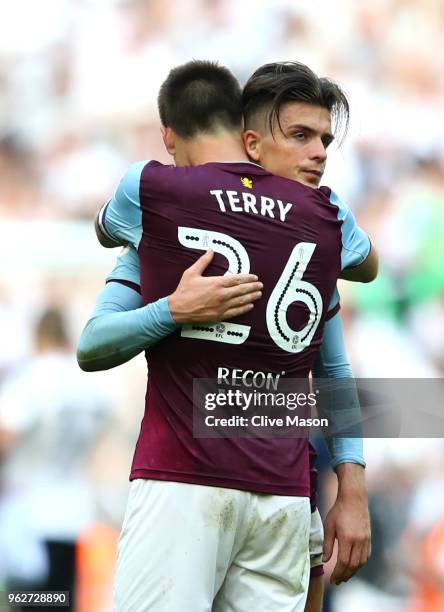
top-left (0, 0), bottom-right (443, 610)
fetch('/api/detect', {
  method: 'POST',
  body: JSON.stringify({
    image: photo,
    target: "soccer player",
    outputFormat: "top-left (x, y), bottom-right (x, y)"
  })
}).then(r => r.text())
top-left (79, 61), bottom-right (372, 611)
top-left (243, 61), bottom-right (373, 609)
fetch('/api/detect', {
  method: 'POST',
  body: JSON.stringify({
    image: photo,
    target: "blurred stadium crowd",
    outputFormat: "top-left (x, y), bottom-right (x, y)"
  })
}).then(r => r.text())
top-left (0, 1), bottom-right (443, 610)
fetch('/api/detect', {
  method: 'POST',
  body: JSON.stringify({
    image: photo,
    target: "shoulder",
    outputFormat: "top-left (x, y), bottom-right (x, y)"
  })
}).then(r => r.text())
top-left (115, 159), bottom-right (172, 209)
top-left (138, 159), bottom-right (176, 184)
top-left (319, 187), bottom-right (351, 221)
top-left (140, 159), bottom-right (174, 179)
top-left (117, 160), bottom-right (152, 199)
top-left (118, 158), bottom-right (174, 196)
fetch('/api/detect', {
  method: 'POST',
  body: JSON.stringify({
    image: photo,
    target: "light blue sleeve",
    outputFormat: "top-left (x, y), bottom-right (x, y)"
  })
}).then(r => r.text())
top-left (105, 246), bottom-right (141, 286)
top-left (330, 191), bottom-right (371, 270)
top-left (97, 160), bottom-right (149, 249)
top-left (327, 286), bottom-right (340, 312)
top-left (312, 311), bottom-right (365, 469)
top-left (77, 250), bottom-right (177, 372)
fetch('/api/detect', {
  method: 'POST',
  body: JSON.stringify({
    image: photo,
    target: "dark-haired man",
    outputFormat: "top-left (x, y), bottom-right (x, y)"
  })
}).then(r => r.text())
top-left (242, 63), bottom-right (373, 610)
top-left (80, 60), bottom-right (373, 611)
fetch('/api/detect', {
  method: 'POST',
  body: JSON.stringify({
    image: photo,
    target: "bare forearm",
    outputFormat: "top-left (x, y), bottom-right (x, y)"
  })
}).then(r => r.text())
top-left (336, 462), bottom-right (368, 499)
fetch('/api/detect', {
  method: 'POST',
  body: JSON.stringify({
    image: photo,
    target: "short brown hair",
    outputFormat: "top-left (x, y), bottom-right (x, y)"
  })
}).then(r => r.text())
top-left (158, 60), bottom-right (243, 138)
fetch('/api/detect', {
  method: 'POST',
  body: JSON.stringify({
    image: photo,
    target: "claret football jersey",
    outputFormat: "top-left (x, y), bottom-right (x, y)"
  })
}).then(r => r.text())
top-left (100, 160), bottom-right (370, 496)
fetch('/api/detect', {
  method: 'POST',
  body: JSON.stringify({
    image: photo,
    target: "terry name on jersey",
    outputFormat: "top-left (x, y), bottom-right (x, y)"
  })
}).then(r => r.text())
top-left (210, 189), bottom-right (293, 222)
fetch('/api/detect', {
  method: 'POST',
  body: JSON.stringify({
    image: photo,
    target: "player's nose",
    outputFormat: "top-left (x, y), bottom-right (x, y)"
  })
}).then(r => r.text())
top-left (309, 138), bottom-right (327, 163)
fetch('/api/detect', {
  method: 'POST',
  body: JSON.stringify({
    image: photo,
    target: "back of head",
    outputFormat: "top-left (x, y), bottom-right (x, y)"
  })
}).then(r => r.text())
top-left (242, 61), bottom-right (349, 142)
top-left (35, 307), bottom-right (70, 353)
top-left (158, 60), bottom-right (243, 139)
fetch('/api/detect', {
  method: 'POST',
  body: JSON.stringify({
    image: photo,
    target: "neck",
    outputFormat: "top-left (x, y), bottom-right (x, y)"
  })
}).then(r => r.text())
top-left (176, 131), bottom-right (249, 166)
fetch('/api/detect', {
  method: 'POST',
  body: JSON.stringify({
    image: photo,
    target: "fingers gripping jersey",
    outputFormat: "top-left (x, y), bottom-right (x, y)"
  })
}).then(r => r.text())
top-left (102, 161), bottom-right (370, 496)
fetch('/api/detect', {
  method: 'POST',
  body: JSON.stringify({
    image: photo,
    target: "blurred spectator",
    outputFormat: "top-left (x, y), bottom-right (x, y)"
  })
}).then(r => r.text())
top-left (0, 308), bottom-right (113, 610)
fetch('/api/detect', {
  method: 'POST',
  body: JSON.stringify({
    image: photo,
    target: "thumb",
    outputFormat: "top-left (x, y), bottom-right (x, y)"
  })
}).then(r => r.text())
top-left (323, 519), bottom-right (335, 563)
top-left (188, 249), bottom-right (214, 274)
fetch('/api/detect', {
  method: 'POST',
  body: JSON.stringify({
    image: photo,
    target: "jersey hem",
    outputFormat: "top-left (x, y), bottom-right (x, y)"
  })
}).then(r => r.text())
top-left (130, 469), bottom-right (310, 497)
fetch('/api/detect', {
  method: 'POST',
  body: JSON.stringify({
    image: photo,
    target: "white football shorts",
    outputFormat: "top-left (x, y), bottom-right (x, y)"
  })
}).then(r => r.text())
top-left (114, 479), bottom-right (311, 611)
top-left (309, 508), bottom-right (324, 572)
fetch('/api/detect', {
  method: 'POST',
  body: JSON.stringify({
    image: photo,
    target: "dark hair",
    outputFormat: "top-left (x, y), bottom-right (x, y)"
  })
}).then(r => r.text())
top-left (158, 60), bottom-right (243, 138)
top-left (243, 62), bottom-right (350, 143)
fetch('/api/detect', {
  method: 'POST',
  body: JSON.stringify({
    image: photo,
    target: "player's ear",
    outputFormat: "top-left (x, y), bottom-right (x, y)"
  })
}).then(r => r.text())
top-left (160, 125), bottom-right (175, 156)
top-left (243, 129), bottom-right (262, 163)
